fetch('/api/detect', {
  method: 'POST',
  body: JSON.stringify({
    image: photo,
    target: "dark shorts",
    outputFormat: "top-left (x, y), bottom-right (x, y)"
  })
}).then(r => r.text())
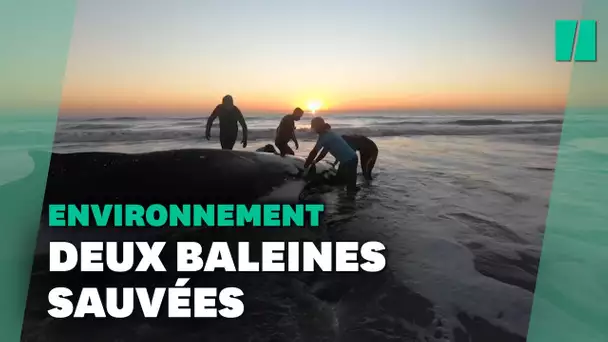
top-left (337, 157), bottom-right (358, 192)
top-left (275, 139), bottom-right (294, 156)
top-left (359, 146), bottom-right (378, 180)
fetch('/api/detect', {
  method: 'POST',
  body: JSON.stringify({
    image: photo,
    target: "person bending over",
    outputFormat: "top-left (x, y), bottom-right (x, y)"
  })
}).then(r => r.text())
top-left (304, 117), bottom-right (359, 193)
top-left (205, 95), bottom-right (248, 150)
top-left (342, 135), bottom-right (378, 181)
top-left (275, 107), bottom-right (304, 156)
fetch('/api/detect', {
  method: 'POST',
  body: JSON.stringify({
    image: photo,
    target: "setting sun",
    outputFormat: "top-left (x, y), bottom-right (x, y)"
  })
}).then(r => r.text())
top-left (307, 100), bottom-right (323, 114)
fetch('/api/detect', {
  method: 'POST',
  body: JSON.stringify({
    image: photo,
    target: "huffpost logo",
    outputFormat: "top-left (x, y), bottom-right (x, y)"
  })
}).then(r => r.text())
top-left (555, 20), bottom-right (598, 62)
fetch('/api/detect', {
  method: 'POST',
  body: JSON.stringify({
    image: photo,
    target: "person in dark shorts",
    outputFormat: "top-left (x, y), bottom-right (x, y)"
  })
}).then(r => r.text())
top-left (205, 95), bottom-right (248, 150)
top-left (341, 135), bottom-right (378, 181)
top-left (304, 117), bottom-right (359, 193)
top-left (274, 107), bottom-right (304, 156)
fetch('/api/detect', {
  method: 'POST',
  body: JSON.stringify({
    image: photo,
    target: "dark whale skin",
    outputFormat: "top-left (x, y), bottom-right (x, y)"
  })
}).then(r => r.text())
top-left (40, 148), bottom-right (334, 212)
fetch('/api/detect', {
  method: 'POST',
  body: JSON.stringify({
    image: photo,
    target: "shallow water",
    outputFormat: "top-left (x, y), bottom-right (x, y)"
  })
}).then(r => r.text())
top-left (289, 132), bottom-right (556, 340)
top-left (18, 113), bottom-right (561, 341)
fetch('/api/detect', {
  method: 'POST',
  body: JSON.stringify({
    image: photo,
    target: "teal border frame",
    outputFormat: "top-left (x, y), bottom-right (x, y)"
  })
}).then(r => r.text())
top-left (528, 1), bottom-right (608, 341)
top-left (1, 1), bottom-right (607, 341)
top-left (0, 1), bottom-right (76, 341)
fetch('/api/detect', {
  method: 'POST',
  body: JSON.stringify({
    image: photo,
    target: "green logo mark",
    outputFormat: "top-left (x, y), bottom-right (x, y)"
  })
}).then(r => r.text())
top-left (555, 20), bottom-right (598, 62)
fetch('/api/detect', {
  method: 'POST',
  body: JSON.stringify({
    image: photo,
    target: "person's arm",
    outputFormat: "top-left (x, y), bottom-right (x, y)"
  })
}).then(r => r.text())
top-left (292, 132), bottom-right (299, 150)
top-left (236, 107), bottom-right (248, 147)
top-left (291, 122), bottom-right (299, 149)
top-left (304, 148), bottom-right (319, 168)
top-left (313, 148), bottom-right (329, 164)
top-left (304, 141), bottom-right (321, 168)
top-left (205, 107), bottom-right (219, 140)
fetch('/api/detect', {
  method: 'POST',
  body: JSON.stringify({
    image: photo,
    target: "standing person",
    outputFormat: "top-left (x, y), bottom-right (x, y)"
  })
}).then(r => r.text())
top-left (275, 107), bottom-right (304, 156)
top-left (342, 135), bottom-right (378, 181)
top-left (304, 117), bottom-right (359, 193)
top-left (205, 95), bottom-right (248, 150)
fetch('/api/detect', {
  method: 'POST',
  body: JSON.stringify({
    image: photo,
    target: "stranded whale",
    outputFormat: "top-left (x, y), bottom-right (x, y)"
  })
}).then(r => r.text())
top-left (22, 148), bottom-right (337, 253)
top-left (0, 148), bottom-right (339, 253)
top-left (39, 148), bottom-right (336, 210)
top-left (18, 149), bottom-right (343, 341)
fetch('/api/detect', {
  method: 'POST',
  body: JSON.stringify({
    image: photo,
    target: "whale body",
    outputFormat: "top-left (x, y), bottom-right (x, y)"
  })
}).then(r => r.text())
top-left (14, 148), bottom-right (336, 253)
top-left (19, 149), bottom-right (342, 341)
top-left (39, 148), bottom-right (336, 215)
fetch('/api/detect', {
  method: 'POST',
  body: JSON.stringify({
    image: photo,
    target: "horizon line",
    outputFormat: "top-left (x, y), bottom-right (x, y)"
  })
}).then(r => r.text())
top-left (57, 107), bottom-right (566, 117)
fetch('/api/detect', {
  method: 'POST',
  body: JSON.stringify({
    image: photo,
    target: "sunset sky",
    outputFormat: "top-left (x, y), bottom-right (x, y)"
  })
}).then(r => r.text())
top-left (60, 0), bottom-right (583, 115)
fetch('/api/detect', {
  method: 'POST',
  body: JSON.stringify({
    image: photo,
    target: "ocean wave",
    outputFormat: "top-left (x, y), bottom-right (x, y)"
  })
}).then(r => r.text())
top-left (446, 118), bottom-right (562, 126)
top-left (55, 117), bottom-right (562, 135)
top-left (68, 116), bottom-right (562, 124)
top-left (375, 118), bottom-right (562, 126)
top-left (53, 123), bottom-right (563, 144)
top-left (61, 123), bottom-right (132, 130)
top-left (81, 116), bottom-right (141, 122)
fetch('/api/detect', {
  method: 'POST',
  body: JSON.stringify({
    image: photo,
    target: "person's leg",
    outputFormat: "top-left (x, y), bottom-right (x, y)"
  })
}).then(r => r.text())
top-left (364, 150), bottom-right (377, 180)
top-left (220, 134), bottom-right (236, 150)
top-left (285, 145), bottom-right (294, 155)
top-left (338, 158), bottom-right (358, 192)
top-left (366, 155), bottom-right (377, 180)
top-left (360, 143), bottom-right (378, 180)
top-left (360, 152), bottom-right (371, 180)
top-left (276, 141), bottom-right (294, 156)
top-left (346, 158), bottom-right (358, 192)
